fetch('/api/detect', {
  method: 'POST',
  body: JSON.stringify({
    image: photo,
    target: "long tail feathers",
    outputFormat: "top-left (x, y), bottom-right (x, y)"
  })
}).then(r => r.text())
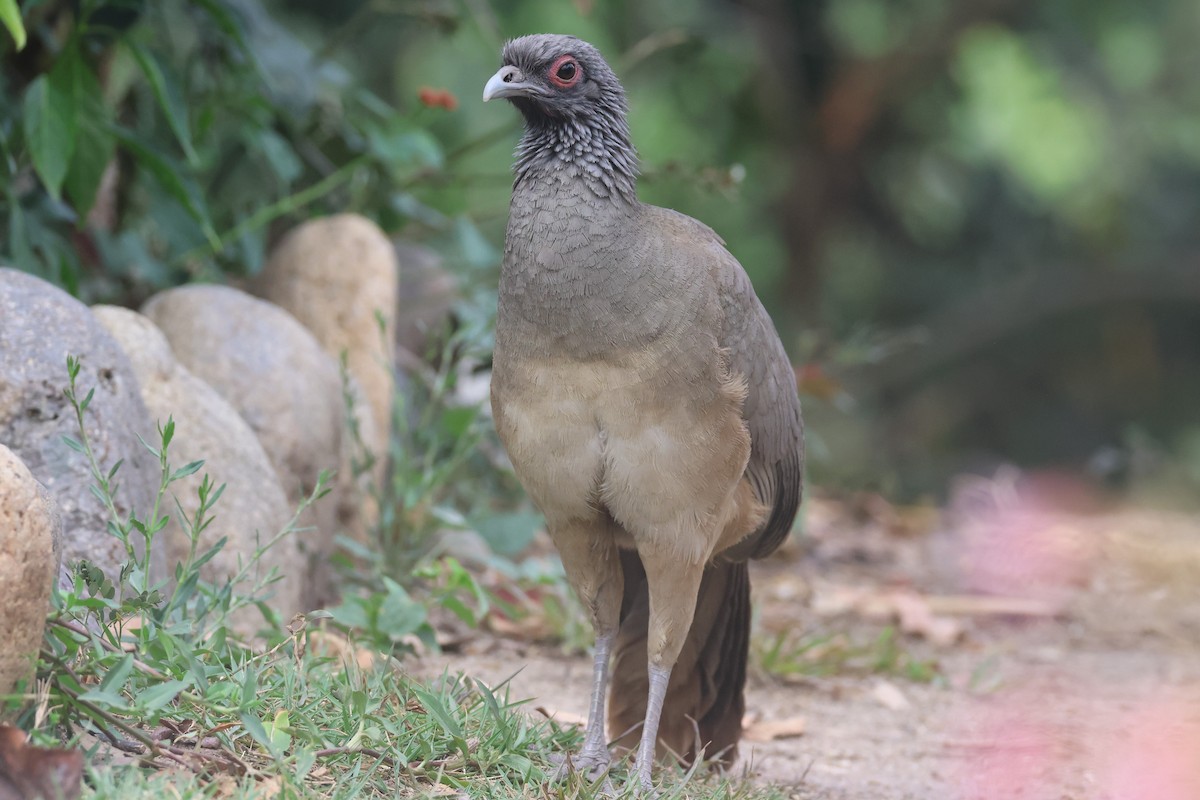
top-left (608, 550), bottom-right (751, 767)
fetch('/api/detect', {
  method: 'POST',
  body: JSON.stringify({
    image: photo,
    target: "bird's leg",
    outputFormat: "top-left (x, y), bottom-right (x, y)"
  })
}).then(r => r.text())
top-left (630, 547), bottom-right (706, 793)
top-left (576, 630), bottom-right (615, 765)
top-left (635, 662), bottom-right (672, 789)
top-left (546, 518), bottom-right (624, 780)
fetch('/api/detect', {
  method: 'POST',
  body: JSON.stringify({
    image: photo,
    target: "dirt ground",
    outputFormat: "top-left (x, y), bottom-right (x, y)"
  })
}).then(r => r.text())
top-left (417, 472), bottom-right (1200, 799)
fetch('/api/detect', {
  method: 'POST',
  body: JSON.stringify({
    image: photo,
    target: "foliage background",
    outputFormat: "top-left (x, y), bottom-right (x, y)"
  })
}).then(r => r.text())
top-left (3, 0), bottom-right (1200, 506)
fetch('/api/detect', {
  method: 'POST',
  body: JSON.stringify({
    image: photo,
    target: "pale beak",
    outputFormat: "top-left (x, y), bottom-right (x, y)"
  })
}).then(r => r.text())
top-left (483, 65), bottom-right (539, 102)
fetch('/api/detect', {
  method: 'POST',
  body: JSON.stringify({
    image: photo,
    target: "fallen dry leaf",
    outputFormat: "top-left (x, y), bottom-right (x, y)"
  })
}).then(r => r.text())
top-left (812, 584), bottom-right (964, 645)
top-left (0, 725), bottom-right (83, 800)
top-left (924, 595), bottom-right (1060, 617)
top-left (889, 592), bottom-right (964, 646)
top-left (256, 776), bottom-right (283, 798)
top-left (743, 716), bottom-right (807, 742)
top-left (208, 774), bottom-right (241, 799)
top-left (307, 629), bottom-right (386, 672)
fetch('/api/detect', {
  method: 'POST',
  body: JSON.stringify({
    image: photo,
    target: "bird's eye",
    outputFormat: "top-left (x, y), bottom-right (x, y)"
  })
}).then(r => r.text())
top-left (549, 55), bottom-right (580, 89)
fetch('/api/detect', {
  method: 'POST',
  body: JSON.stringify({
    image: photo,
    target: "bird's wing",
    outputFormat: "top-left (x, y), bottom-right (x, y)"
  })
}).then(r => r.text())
top-left (654, 208), bottom-right (804, 559)
top-left (716, 252), bottom-right (804, 559)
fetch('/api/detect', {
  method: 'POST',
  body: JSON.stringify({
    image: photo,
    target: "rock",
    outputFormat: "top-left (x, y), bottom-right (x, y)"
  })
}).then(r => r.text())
top-left (140, 285), bottom-right (343, 606)
top-left (0, 268), bottom-right (164, 590)
top-left (257, 214), bottom-right (398, 462)
top-left (393, 241), bottom-right (459, 363)
top-left (337, 373), bottom-right (381, 548)
top-left (0, 445), bottom-right (60, 698)
top-left (93, 305), bottom-right (303, 629)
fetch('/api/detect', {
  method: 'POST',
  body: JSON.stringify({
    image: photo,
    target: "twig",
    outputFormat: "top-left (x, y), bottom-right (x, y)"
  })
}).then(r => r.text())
top-left (44, 651), bottom-right (163, 758)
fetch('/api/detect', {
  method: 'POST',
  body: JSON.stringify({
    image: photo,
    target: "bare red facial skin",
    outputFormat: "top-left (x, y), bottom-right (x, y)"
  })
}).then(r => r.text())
top-left (548, 55), bottom-right (581, 89)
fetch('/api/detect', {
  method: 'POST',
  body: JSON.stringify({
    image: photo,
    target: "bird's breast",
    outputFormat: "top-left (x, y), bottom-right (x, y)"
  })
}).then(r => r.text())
top-left (490, 338), bottom-right (752, 560)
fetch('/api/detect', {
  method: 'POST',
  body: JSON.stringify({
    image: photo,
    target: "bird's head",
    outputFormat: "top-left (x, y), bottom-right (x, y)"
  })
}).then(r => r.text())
top-left (483, 34), bottom-right (626, 124)
top-left (484, 34), bottom-right (638, 201)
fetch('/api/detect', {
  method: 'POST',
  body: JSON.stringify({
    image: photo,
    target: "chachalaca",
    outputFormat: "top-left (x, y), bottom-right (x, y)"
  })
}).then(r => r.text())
top-left (483, 34), bottom-right (804, 791)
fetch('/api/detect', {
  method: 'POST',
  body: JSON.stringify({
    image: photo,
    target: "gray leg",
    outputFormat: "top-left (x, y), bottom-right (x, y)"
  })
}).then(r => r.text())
top-left (555, 631), bottom-right (615, 778)
top-left (634, 663), bottom-right (672, 791)
top-left (547, 519), bottom-right (623, 781)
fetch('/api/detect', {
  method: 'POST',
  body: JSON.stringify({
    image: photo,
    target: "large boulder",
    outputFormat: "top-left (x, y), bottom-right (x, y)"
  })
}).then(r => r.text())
top-left (0, 445), bottom-right (60, 697)
top-left (140, 285), bottom-right (343, 606)
top-left (93, 306), bottom-right (303, 629)
top-left (0, 268), bottom-right (164, 590)
top-left (256, 215), bottom-right (397, 513)
top-left (393, 240), bottom-right (459, 364)
top-left (256, 215), bottom-right (398, 546)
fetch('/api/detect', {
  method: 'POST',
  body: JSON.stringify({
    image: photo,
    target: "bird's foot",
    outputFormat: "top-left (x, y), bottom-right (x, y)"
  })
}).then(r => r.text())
top-left (549, 744), bottom-right (611, 783)
top-left (634, 759), bottom-right (657, 797)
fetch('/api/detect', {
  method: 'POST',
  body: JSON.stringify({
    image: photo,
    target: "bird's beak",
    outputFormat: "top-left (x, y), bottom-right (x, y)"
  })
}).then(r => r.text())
top-left (483, 65), bottom-right (537, 102)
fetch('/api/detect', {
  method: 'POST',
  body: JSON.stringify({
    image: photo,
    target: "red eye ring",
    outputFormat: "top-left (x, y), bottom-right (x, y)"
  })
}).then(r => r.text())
top-left (549, 55), bottom-right (581, 89)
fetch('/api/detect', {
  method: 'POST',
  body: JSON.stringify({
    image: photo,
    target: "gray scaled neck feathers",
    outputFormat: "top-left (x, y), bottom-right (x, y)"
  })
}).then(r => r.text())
top-left (512, 100), bottom-right (640, 205)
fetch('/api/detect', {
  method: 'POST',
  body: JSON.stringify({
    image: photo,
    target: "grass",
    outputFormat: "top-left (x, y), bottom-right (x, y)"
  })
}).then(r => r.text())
top-left (3, 356), bottom-right (793, 800)
top-left (755, 626), bottom-right (942, 684)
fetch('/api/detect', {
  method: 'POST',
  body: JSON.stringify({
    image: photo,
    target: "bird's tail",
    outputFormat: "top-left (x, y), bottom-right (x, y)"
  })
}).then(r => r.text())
top-left (607, 549), bottom-right (750, 767)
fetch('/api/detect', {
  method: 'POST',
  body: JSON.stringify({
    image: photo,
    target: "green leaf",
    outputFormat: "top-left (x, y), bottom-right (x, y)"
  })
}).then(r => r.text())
top-left (440, 595), bottom-right (476, 627)
top-left (325, 597), bottom-right (372, 630)
top-left (499, 752), bottom-right (534, 778)
top-left (98, 654), bottom-right (135, 694)
top-left (240, 665), bottom-right (257, 709)
top-left (6, 201), bottom-right (36, 269)
top-left (440, 406), bottom-right (478, 439)
top-left (472, 511), bottom-right (543, 557)
top-left (126, 42), bottom-right (197, 164)
top-left (473, 678), bottom-right (504, 726)
top-left (191, 537), bottom-right (227, 571)
top-left (377, 577), bottom-right (427, 640)
top-left (191, 0), bottom-right (250, 52)
top-left (136, 678), bottom-right (191, 713)
top-left (241, 711), bottom-right (275, 753)
top-left (411, 686), bottom-right (463, 739)
top-left (49, 44), bottom-right (102, 212)
top-left (254, 129), bottom-right (302, 186)
top-left (367, 125), bottom-right (444, 173)
top-left (77, 688), bottom-right (130, 710)
top-left (164, 632), bottom-right (208, 691)
top-left (109, 125), bottom-right (219, 248)
top-left (22, 75), bottom-right (77, 200)
top-left (261, 709), bottom-right (292, 752)
top-left (0, 0), bottom-right (26, 51)
top-left (65, 82), bottom-right (115, 217)
top-left (170, 460), bottom-right (205, 481)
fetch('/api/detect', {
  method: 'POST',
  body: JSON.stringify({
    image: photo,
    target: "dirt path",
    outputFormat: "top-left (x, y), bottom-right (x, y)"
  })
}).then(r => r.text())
top-left (418, 480), bottom-right (1200, 799)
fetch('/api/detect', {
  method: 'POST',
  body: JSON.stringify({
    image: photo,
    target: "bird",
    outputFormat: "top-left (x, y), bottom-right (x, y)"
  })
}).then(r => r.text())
top-left (483, 34), bottom-right (804, 791)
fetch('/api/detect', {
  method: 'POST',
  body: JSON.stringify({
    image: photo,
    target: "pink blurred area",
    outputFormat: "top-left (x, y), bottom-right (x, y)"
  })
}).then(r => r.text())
top-left (941, 468), bottom-right (1101, 607)
top-left (951, 679), bottom-right (1200, 799)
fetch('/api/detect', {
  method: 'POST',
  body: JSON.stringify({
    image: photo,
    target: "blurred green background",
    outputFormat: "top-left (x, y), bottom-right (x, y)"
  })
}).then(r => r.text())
top-left (3, 0), bottom-right (1200, 506)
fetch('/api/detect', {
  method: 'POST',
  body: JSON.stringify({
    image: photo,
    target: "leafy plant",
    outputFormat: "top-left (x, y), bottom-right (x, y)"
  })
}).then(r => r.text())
top-left (0, 0), bottom-right (481, 305)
